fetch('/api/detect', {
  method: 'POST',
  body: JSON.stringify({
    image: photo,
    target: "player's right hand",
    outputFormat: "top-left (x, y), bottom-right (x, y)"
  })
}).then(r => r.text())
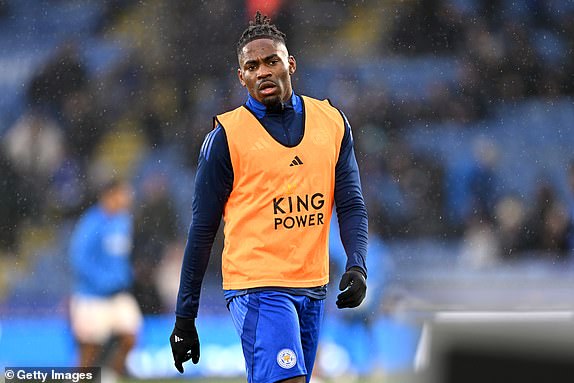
top-left (170, 317), bottom-right (200, 373)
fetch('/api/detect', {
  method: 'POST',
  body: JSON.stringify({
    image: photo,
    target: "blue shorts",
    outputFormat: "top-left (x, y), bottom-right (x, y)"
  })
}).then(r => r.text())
top-left (228, 290), bottom-right (324, 383)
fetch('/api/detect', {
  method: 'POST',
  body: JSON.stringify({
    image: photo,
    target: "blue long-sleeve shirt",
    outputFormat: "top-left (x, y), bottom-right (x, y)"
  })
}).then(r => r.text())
top-left (70, 205), bottom-right (133, 296)
top-left (176, 93), bottom-right (368, 318)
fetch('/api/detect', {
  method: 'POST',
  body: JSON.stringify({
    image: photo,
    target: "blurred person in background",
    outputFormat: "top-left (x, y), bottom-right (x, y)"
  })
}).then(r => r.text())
top-left (522, 180), bottom-right (570, 256)
top-left (0, 148), bottom-right (23, 255)
top-left (132, 171), bottom-right (178, 314)
top-left (2, 106), bottom-right (65, 219)
top-left (492, 193), bottom-right (527, 259)
top-left (27, 40), bottom-right (87, 114)
top-left (170, 11), bottom-right (369, 383)
top-left (69, 178), bottom-right (142, 379)
top-left (326, 219), bottom-right (391, 377)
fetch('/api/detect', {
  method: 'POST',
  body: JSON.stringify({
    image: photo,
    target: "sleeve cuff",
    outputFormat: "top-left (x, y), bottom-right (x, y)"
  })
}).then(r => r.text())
top-left (175, 316), bottom-right (196, 331)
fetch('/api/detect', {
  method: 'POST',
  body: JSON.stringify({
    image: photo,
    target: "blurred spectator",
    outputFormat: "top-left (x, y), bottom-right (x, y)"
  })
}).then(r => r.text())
top-left (497, 21), bottom-right (543, 100)
top-left (446, 137), bottom-right (500, 231)
top-left (453, 56), bottom-right (490, 120)
top-left (59, 89), bottom-right (105, 159)
top-left (88, 113), bottom-right (148, 181)
top-left (96, 0), bottom-right (138, 32)
top-left (493, 194), bottom-right (528, 258)
top-left (3, 108), bottom-right (65, 181)
top-left (0, 149), bottom-right (23, 254)
top-left (47, 154), bottom-right (88, 218)
top-left (132, 172), bottom-right (178, 314)
top-left (69, 179), bottom-right (141, 378)
top-left (460, 217), bottom-right (499, 269)
top-left (2, 107), bottom-right (65, 219)
top-left (155, 240), bottom-right (186, 313)
top-left (522, 181), bottom-right (570, 256)
top-left (391, 0), bottom-right (465, 54)
top-left (376, 139), bottom-right (446, 238)
top-left (28, 40), bottom-right (87, 112)
top-left (467, 137), bottom-right (500, 222)
top-left (479, 0), bottom-right (504, 28)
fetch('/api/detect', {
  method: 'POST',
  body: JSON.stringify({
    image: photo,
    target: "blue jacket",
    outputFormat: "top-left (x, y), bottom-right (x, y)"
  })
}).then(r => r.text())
top-left (70, 205), bottom-right (133, 296)
top-left (176, 93), bottom-right (369, 318)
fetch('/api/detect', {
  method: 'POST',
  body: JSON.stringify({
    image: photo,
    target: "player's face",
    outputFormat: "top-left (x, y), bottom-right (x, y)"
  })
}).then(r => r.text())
top-left (238, 38), bottom-right (296, 107)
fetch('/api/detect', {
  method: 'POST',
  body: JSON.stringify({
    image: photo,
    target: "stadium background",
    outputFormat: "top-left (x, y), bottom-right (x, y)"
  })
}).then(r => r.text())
top-left (1, 0), bottom-right (574, 381)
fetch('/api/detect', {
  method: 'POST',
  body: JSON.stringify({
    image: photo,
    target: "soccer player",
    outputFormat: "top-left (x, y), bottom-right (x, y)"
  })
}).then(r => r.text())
top-left (170, 11), bottom-right (368, 383)
top-left (69, 178), bottom-right (142, 377)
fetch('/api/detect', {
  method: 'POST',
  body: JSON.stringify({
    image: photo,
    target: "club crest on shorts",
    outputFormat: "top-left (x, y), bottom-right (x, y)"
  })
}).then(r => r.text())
top-left (277, 348), bottom-right (297, 369)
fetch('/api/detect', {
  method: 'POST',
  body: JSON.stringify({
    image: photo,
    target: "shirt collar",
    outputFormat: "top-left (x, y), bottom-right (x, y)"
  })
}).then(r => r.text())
top-left (246, 92), bottom-right (301, 119)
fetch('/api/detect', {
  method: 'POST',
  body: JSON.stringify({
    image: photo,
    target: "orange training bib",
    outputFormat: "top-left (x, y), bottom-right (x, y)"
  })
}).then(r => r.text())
top-left (215, 96), bottom-right (345, 290)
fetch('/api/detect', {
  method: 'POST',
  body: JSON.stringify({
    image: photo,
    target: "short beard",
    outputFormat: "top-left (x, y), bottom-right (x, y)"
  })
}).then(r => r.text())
top-left (261, 95), bottom-right (281, 107)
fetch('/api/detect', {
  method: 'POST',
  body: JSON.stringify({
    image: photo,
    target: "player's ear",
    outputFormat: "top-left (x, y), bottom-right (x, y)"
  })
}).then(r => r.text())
top-left (288, 55), bottom-right (296, 75)
top-left (237, 68), bottom-right (246, 87)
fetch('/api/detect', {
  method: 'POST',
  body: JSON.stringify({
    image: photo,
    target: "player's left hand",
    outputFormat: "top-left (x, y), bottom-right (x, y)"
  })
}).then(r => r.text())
top-left (170, 317), bottom-right (200, 373)
top-left (336, 267), bottom-right (367, 309)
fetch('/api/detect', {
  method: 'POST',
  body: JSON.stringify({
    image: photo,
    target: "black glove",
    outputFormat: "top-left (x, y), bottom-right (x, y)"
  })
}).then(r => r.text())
top-left (336, 267), bottom-right (367, 309)
top-left (170, 317), bottom-right (200, 373)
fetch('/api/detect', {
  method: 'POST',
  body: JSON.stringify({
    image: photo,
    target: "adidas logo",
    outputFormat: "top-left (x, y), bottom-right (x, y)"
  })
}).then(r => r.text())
top-left (175, 335), bottom-right (183, 342)
top-left (289, 155), bottom-right (304, 167)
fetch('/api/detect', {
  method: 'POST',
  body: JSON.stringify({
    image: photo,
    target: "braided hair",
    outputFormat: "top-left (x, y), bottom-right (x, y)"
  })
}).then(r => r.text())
top-left (237, 11), bottom-right (286, 56)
